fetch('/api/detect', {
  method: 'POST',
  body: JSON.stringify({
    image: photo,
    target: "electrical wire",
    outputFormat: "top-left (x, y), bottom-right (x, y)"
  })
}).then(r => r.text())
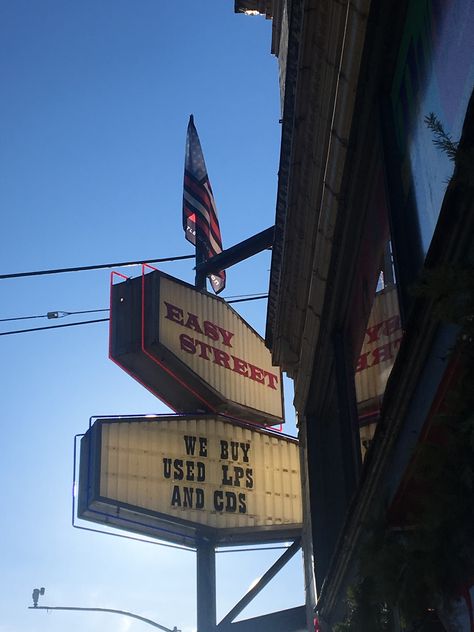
top-left (0, 308), bottom-right (109, 323)
top-left (0, 254), bottom-right (194, 281)
top-left (224, 292), bottom-right (269, 300)
top-left (0, 313), bottom-right (52, 323)
top-left (226, 294), bottom-right (267, 304)
top-left (0, 318), bottom-right (109, 336)
top-left (0, 294), bottom-right (268, 330)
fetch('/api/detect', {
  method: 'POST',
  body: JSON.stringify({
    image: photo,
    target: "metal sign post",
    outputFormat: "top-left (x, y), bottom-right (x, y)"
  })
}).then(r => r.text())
top-left (197, 540), bottom-right (216, 632)
top-left (195, 242), bottom-right (207, 291)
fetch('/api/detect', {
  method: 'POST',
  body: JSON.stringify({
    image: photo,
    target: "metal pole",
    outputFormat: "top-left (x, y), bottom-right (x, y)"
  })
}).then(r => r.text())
top-left (28, 605), bottom-right (178, 631)
top-left (195, 242), bottom-right (207, 291)
top-left (196, 540), bottom-right (216, 632)
top-left (195, 226), bottom-right (274, 278)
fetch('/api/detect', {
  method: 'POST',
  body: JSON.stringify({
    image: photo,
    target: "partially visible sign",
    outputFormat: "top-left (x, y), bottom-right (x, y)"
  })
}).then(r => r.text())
top-left (355, 284), bottom-right (402, 415)
top-left (109, 269), bottom-right (284, 425)
top-left (78, 415), bottom-right (302, 546)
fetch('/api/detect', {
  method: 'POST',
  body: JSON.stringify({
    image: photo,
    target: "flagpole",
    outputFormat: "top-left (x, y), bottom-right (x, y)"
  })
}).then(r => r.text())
top-left (184, 114), bottom-right (223, 293)
top-left (195, 242), bottom-right (207, 291)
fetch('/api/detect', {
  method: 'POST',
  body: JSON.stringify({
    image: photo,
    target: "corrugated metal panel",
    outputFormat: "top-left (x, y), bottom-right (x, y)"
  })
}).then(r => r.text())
top-left (355, 285), bottom-right (403, 409)
top-left (159, 276), bottom-right (283, 419)
top-left (99, 417), bottom-right (302, 532)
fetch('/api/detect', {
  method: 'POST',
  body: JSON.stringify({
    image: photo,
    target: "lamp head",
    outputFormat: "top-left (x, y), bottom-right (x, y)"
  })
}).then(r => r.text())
top-left (32, 587), bottom-right (45, 607)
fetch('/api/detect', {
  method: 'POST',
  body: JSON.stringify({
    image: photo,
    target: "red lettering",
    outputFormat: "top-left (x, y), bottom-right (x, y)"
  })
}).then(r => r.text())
top-left (366, 322), bottom-right (384, 344)
top-left (184, 312), bottom-right (203, 335)
top-left (392, 336), bottom-right (403, 352)
top-left (195, 340), bottom-right (213, 360)
top-left (371, 342), bottom-right (393, 365)
top-left (164, 302), bottom-right (184, 325)
top-left (165, 302), bottom-right (235, 349)
top-left (179, 333), bottom-right (196, 355)
top-left (247, 363), bottom-right (265, 384)
top-left (264, 371), bottom-right (279, 390)
top-left (232, 356), bottom-right (248, 376)
top-left (382, 315), bottom-right (401, 337)
top-left (203, 320), bottom-right (219, 342)
top-left (218, 327), bottom-right (234, 348)
top-left (178, 335), bottom-right (279, 391)
top-left (356, 352), bottom-right (370, 372)
top-left (212, 348), bottom-right (231, 369)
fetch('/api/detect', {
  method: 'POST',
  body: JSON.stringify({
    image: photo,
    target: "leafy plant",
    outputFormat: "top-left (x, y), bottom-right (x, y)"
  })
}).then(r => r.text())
top-left (425, 112), bottom-right (459, 161)
top-left (332, 577), bottom-right (393, 632)
top-left (424, 113), bottom-right (459, 161)
top-left (425, 107), bottom-right (474, 186)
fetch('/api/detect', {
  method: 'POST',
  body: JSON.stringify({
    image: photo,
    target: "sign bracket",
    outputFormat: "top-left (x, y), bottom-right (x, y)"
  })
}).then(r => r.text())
top-left (195, 226), bottom-right (274, 280)
top-left (216, 538), bottom-right (301, 630)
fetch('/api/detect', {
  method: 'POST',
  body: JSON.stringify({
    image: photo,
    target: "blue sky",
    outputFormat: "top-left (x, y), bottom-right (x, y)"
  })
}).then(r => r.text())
top-left (0, 2), bottom-right (303, 631)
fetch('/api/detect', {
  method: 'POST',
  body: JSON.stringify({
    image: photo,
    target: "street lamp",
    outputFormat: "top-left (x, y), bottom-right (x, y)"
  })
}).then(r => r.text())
top-left (29, 587), bottom-right (180, 631)
top-left (32, 587), bottom-right (45, 607)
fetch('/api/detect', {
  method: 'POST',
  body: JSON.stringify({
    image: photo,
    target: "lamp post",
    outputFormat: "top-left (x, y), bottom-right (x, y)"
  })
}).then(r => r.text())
top-left (29, 587), bottom-right (180, 632)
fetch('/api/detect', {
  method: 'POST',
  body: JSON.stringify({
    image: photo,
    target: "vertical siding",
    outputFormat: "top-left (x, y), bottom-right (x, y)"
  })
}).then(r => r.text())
top-left (99, 417), bottom-right (302, 532)
top-left (159, 277), bottom-right (283, 419)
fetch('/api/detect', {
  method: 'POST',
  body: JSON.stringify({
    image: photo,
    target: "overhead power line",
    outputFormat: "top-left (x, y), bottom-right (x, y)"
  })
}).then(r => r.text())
top-left (0, 308), bottom-right (109, 323)
top-left (226, 294), bottom-right (267, 304)
top-left (1, 294), bottom-right (268, 326)
top-left (0, 318), bottom-right (109, 336)
top-left (0, 254), bottom-right (194, 281)
top-left (0, 294), bottom-right (269, 337)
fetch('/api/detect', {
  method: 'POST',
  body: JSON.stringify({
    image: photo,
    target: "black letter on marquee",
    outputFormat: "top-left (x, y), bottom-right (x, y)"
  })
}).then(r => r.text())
top-left (220, 440), bottom-right (229, 460)
top-left (183, 487), bottom-right (194, 507)
top-left (163, 458), bottom-right (172, 479)
top-left (221, 464), bottom-right (233, 486)
top-left (214, 490), bottom-right (224, 512)
top-left (171, 486), bottom-right (181, 507)
top-left (240, 443), bottom-right (250, 463)
top-left (185, 461), bottom-right (195, 481)
top-left (197, 461), bottom-right (206, 482)
top-left (196, 488), bottom-right (205, 509)
top-left (199, 437), bottom-right (208, 457)
top-left (174, 459), bottom-right (184, 480)
top-left (225, 492), bottom-right (237, 513)
top-left (233, 466), bottom-right (244, 487)
top-left (184, 435), bottom-right (197, 456)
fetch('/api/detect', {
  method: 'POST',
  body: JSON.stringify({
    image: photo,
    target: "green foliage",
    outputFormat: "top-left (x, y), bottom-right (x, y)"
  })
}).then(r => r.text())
top-left (425, 110), bottom-right (474, 186)
top-left (425, 113), bottom-right (459, 161)
top-left (332, 578), bottom-right (393, 632)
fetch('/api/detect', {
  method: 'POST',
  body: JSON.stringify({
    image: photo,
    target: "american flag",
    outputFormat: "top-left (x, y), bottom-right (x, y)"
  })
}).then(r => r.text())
top-left (183, 115), bottom-right (226, 294)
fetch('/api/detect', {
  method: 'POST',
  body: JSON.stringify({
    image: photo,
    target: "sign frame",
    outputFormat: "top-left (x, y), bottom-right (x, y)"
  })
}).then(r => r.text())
top-left (78, 414), bottom-right (302, 548)
top-left (109, 268), bottom-right (284, 425)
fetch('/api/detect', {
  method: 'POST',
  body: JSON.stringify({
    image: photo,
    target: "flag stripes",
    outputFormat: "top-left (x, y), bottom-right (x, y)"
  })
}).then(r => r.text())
top-left (183, 115), bottom-right (225, 293)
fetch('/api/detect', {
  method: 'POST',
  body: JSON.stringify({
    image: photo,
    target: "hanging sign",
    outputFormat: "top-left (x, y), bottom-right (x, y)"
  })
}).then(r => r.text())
top-left (78, 414), bottom-right (302, 546)
top-left (109, 269), bottom-right (284, 425)
top-left (355, 284), bottom-right (402, 415)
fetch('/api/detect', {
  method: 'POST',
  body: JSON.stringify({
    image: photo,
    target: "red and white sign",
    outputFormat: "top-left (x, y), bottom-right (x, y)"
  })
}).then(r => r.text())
top-left (355, 285), bottom-right (402, 412)
top-left (109, 269), bottom-right (284, 425)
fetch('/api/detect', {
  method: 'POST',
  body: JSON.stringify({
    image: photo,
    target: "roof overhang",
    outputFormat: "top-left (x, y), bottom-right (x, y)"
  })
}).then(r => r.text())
top-left (266, 0), bottom-right (371, 409)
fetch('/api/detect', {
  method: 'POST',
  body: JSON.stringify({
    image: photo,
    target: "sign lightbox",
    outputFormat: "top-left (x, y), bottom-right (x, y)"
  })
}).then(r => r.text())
top-left (78, 415), bottom-right (302, 546)
top-left (109, 269), bottom-right (284, 425)
top-left (355, 284), bottom-right (402, 414)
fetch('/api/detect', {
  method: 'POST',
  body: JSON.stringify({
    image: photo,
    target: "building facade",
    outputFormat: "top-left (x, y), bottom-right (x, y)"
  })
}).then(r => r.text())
top-left (236, 1), bottom-right (474, 630)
